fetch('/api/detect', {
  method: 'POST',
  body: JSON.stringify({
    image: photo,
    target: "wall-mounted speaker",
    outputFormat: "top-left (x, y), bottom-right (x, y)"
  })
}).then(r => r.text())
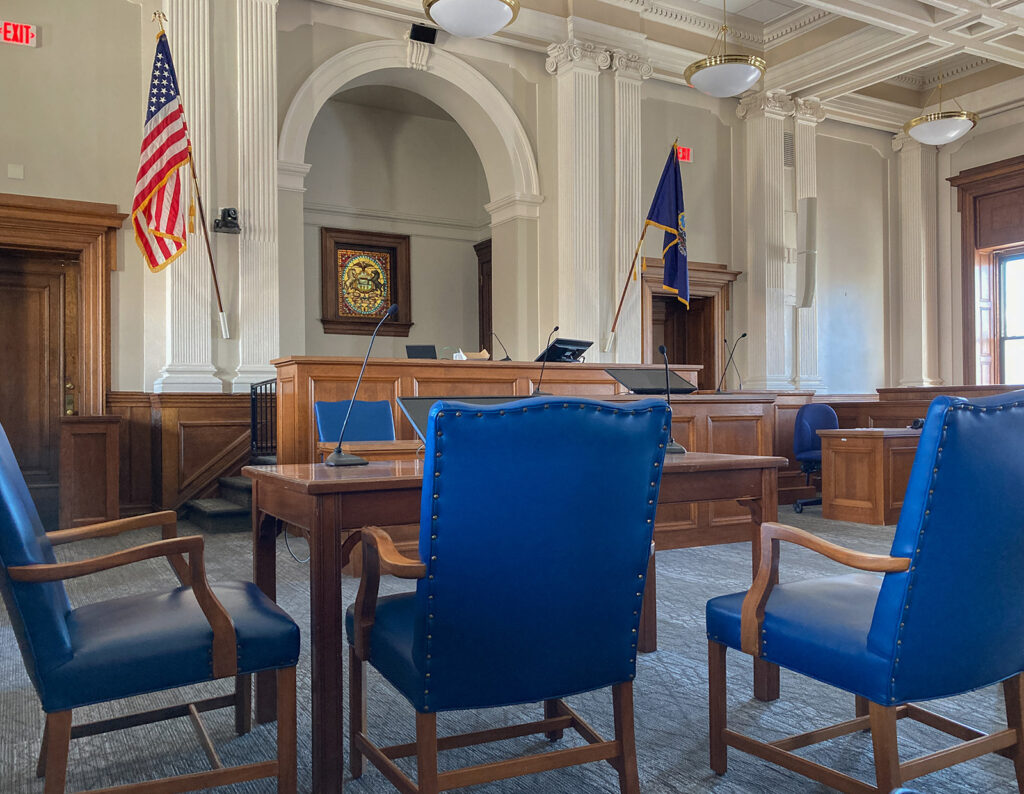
top-left (410, 23), bottom-right (438, 44)
top-left (797, 197), bottom-right (817, 309)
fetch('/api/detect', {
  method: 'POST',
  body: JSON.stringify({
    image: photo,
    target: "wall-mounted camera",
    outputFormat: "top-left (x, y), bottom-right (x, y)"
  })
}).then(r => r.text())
top-left (213, 207), bottom-right (241, 234)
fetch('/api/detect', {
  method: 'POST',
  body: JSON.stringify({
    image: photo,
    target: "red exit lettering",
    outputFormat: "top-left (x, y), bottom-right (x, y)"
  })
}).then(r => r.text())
top-left (2, 21), bottom-right (38, 47)
top-left (676, 146), bottom-right (692, 163)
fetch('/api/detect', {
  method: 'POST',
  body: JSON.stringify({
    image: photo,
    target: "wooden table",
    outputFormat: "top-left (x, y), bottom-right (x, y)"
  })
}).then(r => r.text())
top-left (244, 450), bottom-right (787, 794)
top-left (818, 427), bottom-right (921, 525)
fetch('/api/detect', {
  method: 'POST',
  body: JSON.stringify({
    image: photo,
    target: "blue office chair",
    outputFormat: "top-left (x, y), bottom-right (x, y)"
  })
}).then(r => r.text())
top-left (706, 390), bottom-right (1024, 793)
top-left (792, 402), bottom-right (839, 513)
top-left (314, 398), bottom-right (396, 443)
top-left (0, 420), bottom-right (300, 793)
top-left (345, 396), bottom-right (671, 793)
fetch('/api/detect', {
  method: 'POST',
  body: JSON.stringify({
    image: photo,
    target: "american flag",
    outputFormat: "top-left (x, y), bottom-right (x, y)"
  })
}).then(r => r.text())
top-left (132, 33), bottom-right (190, 272)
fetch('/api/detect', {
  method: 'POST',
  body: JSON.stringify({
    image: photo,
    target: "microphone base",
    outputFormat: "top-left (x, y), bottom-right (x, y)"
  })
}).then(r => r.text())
top-left (666, 439), bottom-right (687, 455)
top-left (500, 356), bottom-right (512, 361)
top-left (324, 449), bottom-right (370, 467)
top-left (532, 390), bottom-right (551, 396)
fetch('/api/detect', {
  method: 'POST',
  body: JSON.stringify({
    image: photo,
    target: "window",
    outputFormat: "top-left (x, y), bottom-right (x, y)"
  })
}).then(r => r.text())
top-left (1000, 252), bottom-right (1024, 384)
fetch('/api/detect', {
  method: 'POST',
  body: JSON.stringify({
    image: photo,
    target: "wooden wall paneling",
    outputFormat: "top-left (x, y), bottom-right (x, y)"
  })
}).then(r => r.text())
top-left (106, 392), bottom-right (154, 515)
top-left (59, 416), bottom-right (119, 528)
top-left (875, 384), bottom-right (1024, 401)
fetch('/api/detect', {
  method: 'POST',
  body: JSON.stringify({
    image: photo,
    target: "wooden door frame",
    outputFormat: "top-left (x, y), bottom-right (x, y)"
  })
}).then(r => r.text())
top-left (0, 193), bottom-right (126, 415)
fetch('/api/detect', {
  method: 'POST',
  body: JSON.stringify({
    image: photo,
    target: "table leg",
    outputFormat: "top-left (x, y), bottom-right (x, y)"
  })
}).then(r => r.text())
top-left (309, 495), bottom-right (345, 794)
top-left (745, 469), bottom-right (780, 703)
top-left (253, 499), bottom-right (280, 724)
top-left (638, 552), bottom-right (657, 653)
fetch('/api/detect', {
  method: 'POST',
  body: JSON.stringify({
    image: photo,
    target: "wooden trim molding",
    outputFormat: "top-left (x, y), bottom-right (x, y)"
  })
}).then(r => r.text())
top-left (0, 193), bottom-right (126, 415)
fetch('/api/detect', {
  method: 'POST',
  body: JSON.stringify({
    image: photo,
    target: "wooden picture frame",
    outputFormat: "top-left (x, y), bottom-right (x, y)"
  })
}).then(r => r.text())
top-left (320, 227), bottom-right (412, 336)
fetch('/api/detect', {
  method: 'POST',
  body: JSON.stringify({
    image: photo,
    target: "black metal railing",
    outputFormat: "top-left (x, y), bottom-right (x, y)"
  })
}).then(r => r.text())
top-left (250, 378), bottom-right (277, 458)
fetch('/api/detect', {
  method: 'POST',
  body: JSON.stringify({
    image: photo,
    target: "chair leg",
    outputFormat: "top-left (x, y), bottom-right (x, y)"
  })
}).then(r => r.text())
top-left (855, 695), bottom-right (869, 718)
top-left (868, 701), bottom-right (901, 793)
top-left (42, 711), bottom-right (72, 794)
top-left (708, 640), bottom-right (728, 775)
top-left (544, 699), bottom-right (564, 741)
top-left (416, 711), bottom-right (439, 794)
top-left (350, 646), bottom-right (366, 779)
top-left (1004, 673), bottom-right (1024, 792)
top-left (276, 666), bottom-right (297, 794)
top-left (612, 682), bottom-right (641, 794)
top-left (36, 719), bottom-right (49, 778)
top-left (235, 673), bottom-right (252, 735)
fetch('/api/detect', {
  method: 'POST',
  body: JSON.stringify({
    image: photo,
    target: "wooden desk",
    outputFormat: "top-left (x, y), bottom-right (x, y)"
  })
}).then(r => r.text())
top-left (818, 428), bottom-right (921, 525)
top-left (245, 449), bottom-right (786, 794)
top-left (314, 439), bottom-right (424, 462)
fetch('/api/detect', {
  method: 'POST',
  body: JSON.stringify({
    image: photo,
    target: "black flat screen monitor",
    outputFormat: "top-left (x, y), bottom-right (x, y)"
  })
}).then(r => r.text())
top-left (534, 338), bottom-right (592, 363)
top-left (604, 367), bottom-right (697, 395)
top-left (406, 344), bottom-right (438, 359)
top-left (398, 396), bottom-right (521, 442)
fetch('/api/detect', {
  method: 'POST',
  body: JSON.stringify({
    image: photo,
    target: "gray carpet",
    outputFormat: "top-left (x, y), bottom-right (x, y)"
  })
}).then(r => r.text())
top-left (0, 509), bottom-right (1015, 793)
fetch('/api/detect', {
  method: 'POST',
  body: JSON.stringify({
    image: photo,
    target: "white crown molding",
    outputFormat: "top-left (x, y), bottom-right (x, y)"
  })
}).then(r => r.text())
top-left (304, 200), bottom-right (492, 241)
top-left (822, 92), bottom-right (910, 132)
top-left (888, 55), bottom-right (993, 92)
top-left (763, 8), bottom-right (834, 49)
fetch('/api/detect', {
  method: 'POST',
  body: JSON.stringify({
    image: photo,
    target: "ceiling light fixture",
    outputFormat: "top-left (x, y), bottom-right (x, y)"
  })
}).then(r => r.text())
top-left (423, 0), bottom-right (519, 38)
top-left (904, 82), bottom-right (978, 146)
top-left (683, 0), bottom-right (766, 99)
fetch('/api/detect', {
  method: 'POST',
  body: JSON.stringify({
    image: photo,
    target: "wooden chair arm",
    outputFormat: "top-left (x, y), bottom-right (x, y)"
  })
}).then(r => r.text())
top-left (740, 522), bottom-right (910, 657)
top-left (9, 536), bottom-right (238, 678)
top-left (45, 510), bottom-right (189, 586)
top-left (352, 527), bottom-right (426, 662)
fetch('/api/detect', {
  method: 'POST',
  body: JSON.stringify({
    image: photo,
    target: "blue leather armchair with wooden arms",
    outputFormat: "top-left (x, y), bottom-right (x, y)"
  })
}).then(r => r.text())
top-left (314, 398), bottom-right (396, 442)
top-left (344, 396), bottom-right (671, 793)
top-left (705, 390), bottom-right (1024, 793)
top-left (791, 402), bottom-right (838, 513)
top-left (0, 420), bottom-right (300, 793)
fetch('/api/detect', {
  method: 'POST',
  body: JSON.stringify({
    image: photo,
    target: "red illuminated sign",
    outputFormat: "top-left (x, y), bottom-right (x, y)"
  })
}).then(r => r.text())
top-left (2, 21), bottom-right (38, 47)
top-left (676, 146), bottom-right (692, 163)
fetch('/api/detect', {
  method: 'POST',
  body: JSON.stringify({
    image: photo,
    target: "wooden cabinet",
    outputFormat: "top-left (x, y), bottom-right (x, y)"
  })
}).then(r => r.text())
top-left (819, 428), bottom-right (920, 526)
top-left (59, 416), bottom-right (120, 528)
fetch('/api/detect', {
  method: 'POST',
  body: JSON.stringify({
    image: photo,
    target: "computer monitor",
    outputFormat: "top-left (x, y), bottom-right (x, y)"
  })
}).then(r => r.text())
top-left (397, 396), bottom-right (520, 441)
top-left (534, 338), bottom-right (592, 363)
top-left (406, 344), bottom-right (438, 359)
top-left (604, 367), bottom-right (697, 395)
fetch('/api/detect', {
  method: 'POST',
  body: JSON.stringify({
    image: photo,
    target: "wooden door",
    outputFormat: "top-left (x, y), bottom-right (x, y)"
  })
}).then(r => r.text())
top-left (0, 252), bottom-right (80, 528)
top-left (658, 295), bottom-right (715, 380)
top-left (474, 239), bottom-right (492, 354)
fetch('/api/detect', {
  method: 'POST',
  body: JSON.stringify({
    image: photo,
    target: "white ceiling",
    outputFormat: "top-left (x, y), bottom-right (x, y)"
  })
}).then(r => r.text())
top-left (690, 0), bottom-right (803, 24)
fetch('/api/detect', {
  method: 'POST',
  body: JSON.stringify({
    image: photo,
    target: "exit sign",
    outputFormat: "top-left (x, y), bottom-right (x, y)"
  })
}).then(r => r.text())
top-left (676, 146), bottom-right (692, 163)
top-left (2, 21), bottom-right (38, 47)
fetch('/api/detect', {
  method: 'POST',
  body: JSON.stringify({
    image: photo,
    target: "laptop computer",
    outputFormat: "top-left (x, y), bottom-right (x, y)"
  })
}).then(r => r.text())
top-left (534, 338), bottom-right (592, 362)
top-left (604, 367), bottom-right (697, 395)
top-left (397, 395), bottom-right (521, 441)
top-left (406, 344), bottom-right (438, 359)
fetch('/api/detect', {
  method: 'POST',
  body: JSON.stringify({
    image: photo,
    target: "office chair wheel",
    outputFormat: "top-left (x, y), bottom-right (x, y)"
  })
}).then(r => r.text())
top-left (793, 502), bottom-right (804, 514)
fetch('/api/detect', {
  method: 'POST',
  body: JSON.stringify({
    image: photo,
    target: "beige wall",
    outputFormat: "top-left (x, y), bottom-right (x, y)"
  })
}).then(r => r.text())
top-left (300, 99), bottom-right (489, 358)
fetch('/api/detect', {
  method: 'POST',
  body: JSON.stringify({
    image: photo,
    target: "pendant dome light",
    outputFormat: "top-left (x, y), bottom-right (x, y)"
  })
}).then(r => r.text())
top-left (423, 0), bottom-right (519, 38)
top-left (904, 83), bottom-right (978, 146)
top-left (683, 0), bottom-right (766, 98)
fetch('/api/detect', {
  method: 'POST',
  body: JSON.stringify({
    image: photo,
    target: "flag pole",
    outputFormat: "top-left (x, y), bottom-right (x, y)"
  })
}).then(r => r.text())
top-left (153, 12), bottom-right (230, 340)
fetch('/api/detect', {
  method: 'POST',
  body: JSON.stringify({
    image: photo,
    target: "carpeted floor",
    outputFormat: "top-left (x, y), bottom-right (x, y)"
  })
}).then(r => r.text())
top-left (0, 508), bottom-right (1015, 792)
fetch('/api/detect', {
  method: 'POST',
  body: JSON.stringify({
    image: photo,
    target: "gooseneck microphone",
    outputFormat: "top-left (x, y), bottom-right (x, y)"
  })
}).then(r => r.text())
top-left (716, 333), bottom-right (748, 393)
top-left (658, 345), bottom-right (687, 454)
top-left (325, 303), bottom-right (398, 467)
top-left (492, 331), bottom-right (512, 361)
top-left (534, 325), bottom-right (558, 395)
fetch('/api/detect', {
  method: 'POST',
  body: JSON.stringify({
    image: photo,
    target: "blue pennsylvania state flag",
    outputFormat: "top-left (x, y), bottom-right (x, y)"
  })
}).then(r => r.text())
top-left (645, 146), bottom-right (688, 306)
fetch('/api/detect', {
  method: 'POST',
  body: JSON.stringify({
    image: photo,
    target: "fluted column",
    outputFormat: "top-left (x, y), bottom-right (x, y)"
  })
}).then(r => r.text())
top-left (610, 50), bottom-right (651, 363)
top-left (793, 97), bottom-right (825, 390)
top-left (892, 133), bottom-right (941, 386)
top-left (738, 89), bottom-right (793, 390)
top-left (546, 39), bottom-right (609, 352)
top-left (155, 0), bottom-right (221, 392)
top-left (232, 0), bottom-right (279, 391)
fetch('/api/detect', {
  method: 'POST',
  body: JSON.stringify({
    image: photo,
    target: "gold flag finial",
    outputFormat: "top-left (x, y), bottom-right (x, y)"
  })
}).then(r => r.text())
top-left (152, 10), bottom-right (168, 34)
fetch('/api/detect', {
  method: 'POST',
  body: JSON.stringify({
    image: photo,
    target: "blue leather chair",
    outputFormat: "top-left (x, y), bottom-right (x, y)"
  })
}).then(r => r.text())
top-left (345, 396), bottom-right (671, 793)
top-left (792, 402), bottom-right (838, 513)
top-left (706, 390), bottom-right (1024, 793)
top-left (0, 420), bottom-right (300, 793)
top-left (314, 398), bottom-right (396, 443)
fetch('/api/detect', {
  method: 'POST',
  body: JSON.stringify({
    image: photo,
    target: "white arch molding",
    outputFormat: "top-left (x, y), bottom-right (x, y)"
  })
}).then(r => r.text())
top-left (278, 39), bottom-right (545, 357)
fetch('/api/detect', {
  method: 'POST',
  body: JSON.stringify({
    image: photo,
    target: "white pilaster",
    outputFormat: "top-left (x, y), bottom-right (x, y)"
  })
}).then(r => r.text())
top-left (610, 49), bottom-right (651, 364)
top-left (793, 96), bottom-right (825, 391)
top-left (232, 0), bottom-right (280, 391)
top-left (738, 89), bottom-right (793, 390)
top-left (546, 39), bottom-right (609, 352)
top-left (154, 0), bottom-right (221, 392)
top-left (892, 133), bottom-right (942, 387)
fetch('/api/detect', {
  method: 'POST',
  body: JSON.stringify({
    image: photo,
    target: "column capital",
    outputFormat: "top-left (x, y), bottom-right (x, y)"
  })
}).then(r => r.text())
top-left (404, 30), bottom-right (431, 71)
top-left (737, 89), bottom-right (794, 121)
top-left (891, 131), bottom-right (920, 153)
top-left (545, 39), bottom-right (611, 75)
top-left (794, 96), bottom-right (826, 124)
top-left (610, 49), bottom-right (652, 80)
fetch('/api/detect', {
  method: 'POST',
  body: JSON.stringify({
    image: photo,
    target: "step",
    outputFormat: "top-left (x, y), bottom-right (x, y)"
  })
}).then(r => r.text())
top-left (251, 455), bottom-right (277, 466)
top-left (218, 476), bottom-right (252, 509)
top-left (184, 497), bottom-right (250, 533)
